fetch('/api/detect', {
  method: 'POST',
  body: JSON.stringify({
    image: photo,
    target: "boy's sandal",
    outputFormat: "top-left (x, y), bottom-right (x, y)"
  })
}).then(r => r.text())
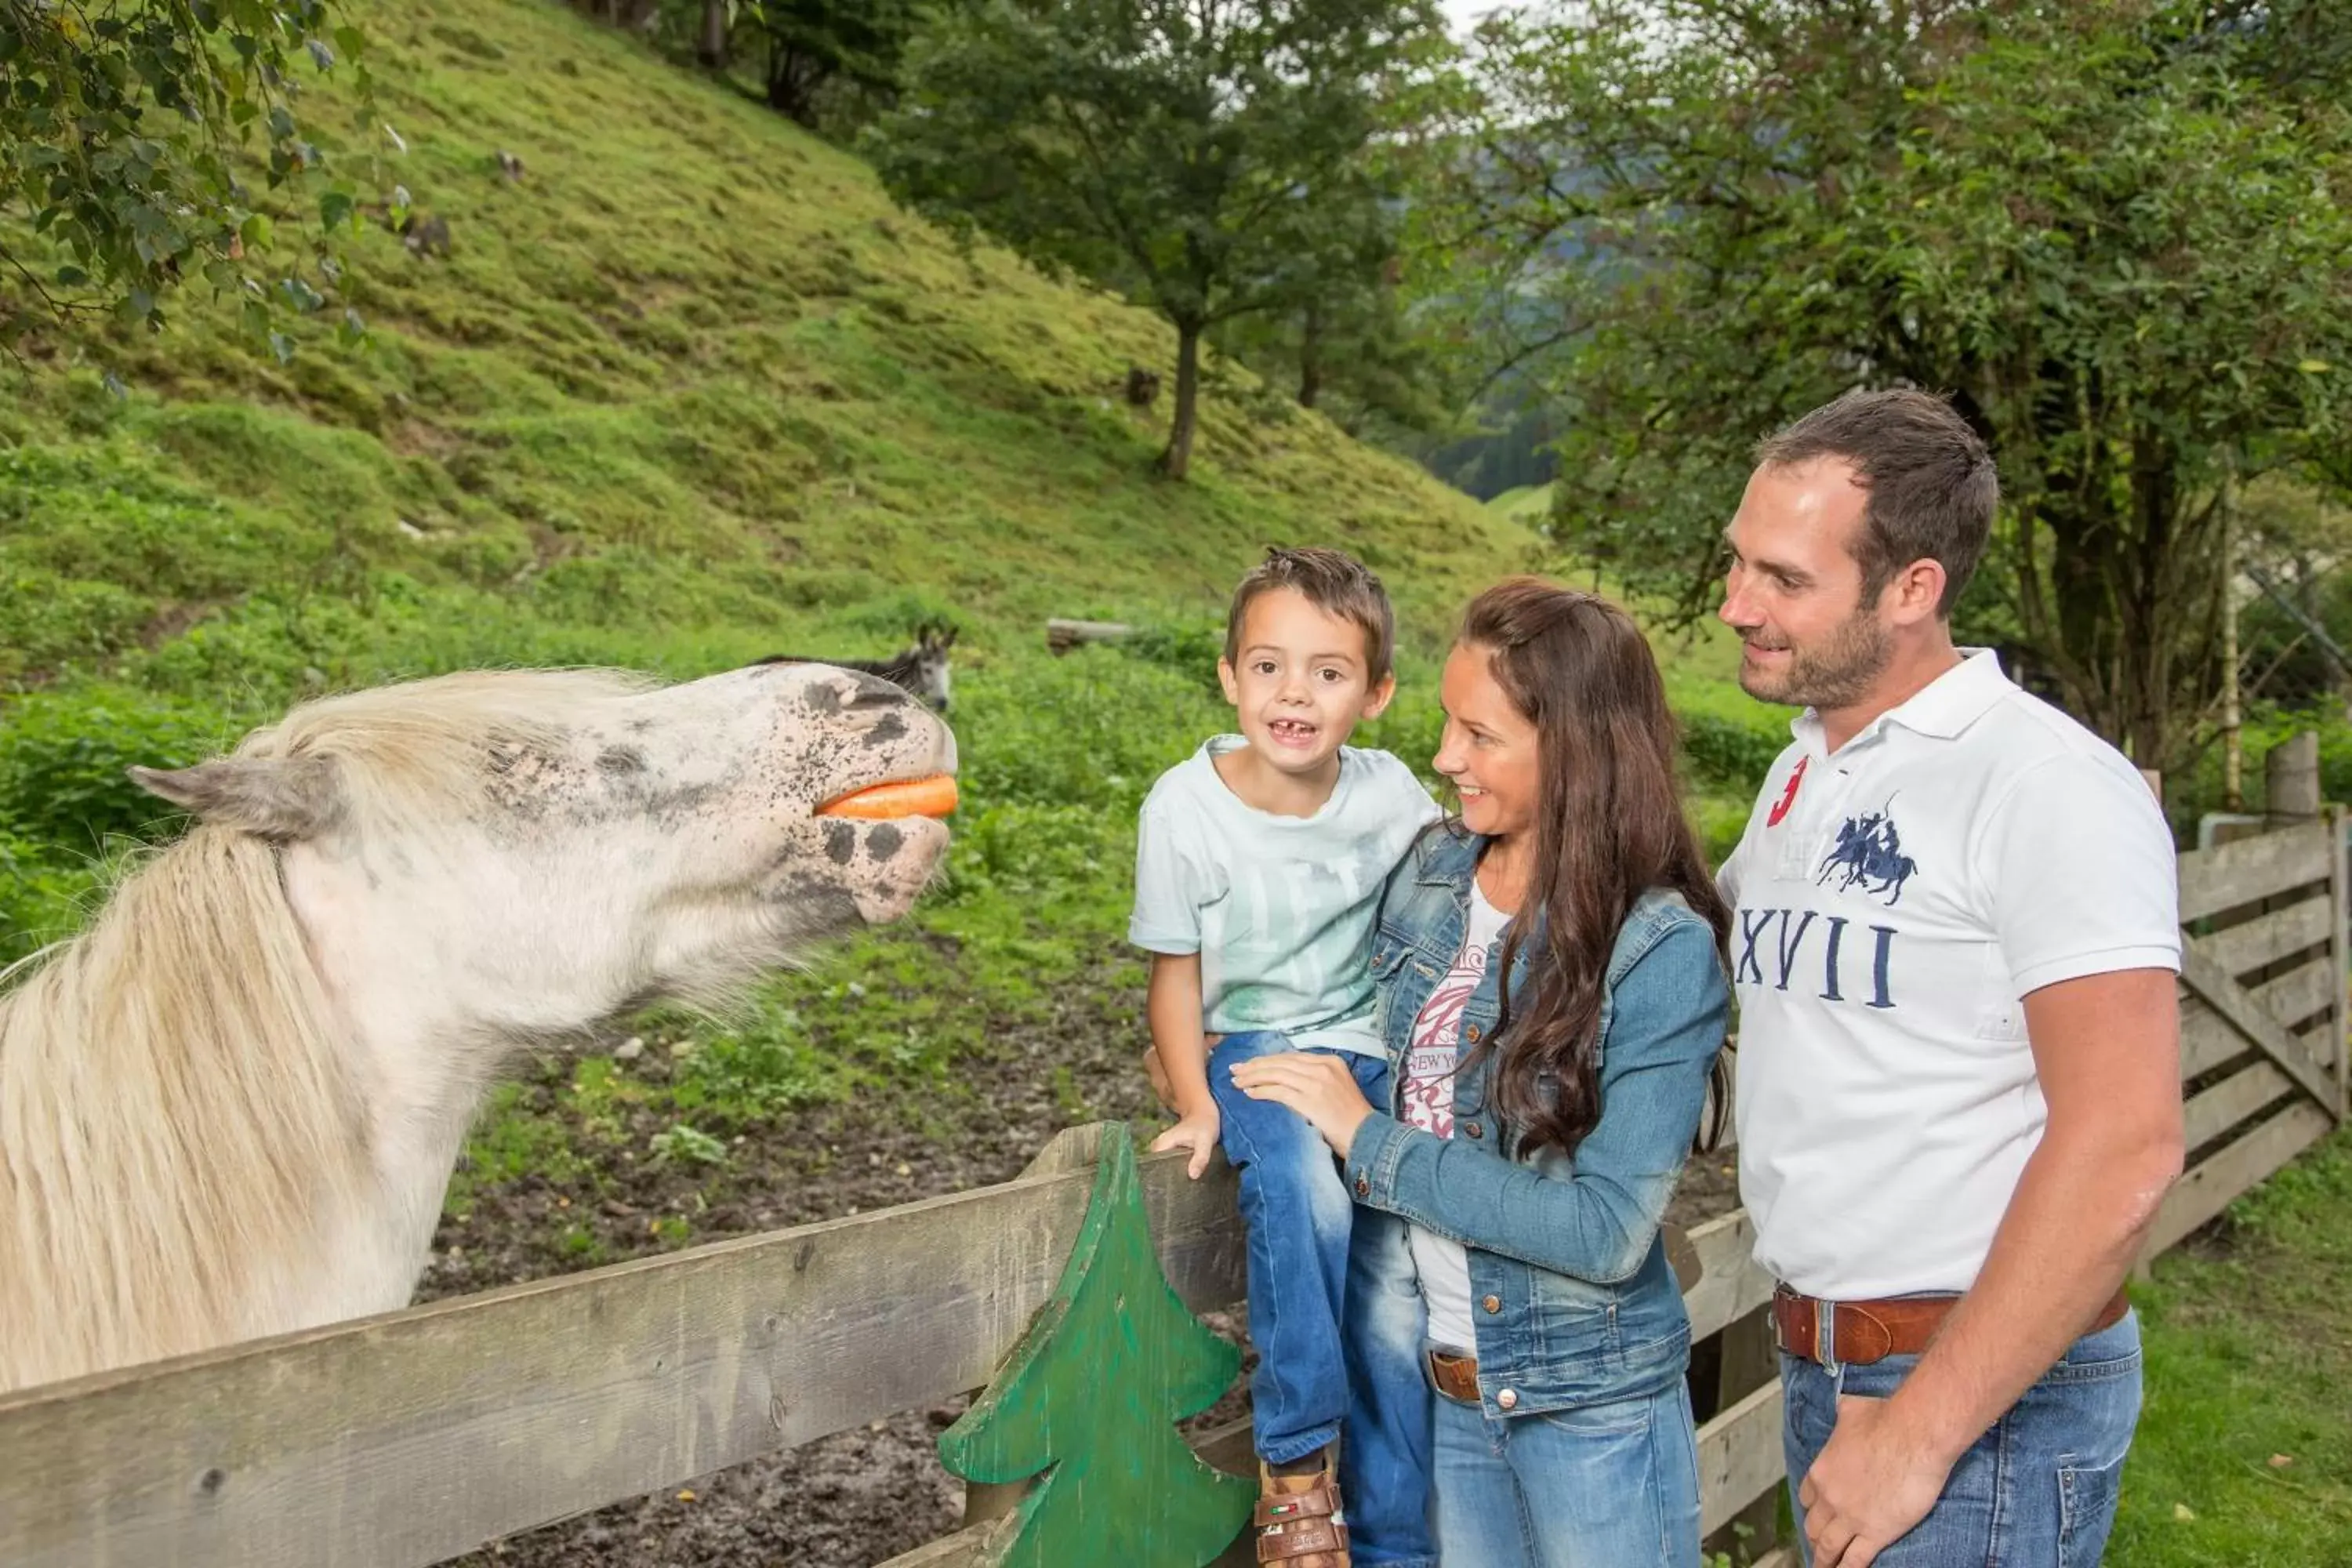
top-left (1253, 1465), bottom-right (1350, 1566)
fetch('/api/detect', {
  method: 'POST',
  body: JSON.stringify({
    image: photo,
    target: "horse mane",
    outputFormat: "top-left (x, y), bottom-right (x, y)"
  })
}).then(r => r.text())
top-left (0, 826), bottom-right (362, 1388)
top-left (246, 668), bottom-right (659, 825)
top-left (0, 668), bottom-right (653, 1391)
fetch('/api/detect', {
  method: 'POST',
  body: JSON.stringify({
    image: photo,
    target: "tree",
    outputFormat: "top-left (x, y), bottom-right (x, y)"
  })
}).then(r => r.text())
top-left (750, 0), bottom-right (929, 127)
top-left (1211, 254), bottom-right (1457, 443)
top-left (1422, 0), bottom-right (2352, 773)
top-left (0, 0), bottom-right (380, 353)
top-left (868, 0), bottom-right (1446, 478)
top-left (698, 0), bottom-right (731, 67)
top-left (936, 1127), bottom-right (1251, 1567)
top-left (2236, 477), bottom-right (2352, 709)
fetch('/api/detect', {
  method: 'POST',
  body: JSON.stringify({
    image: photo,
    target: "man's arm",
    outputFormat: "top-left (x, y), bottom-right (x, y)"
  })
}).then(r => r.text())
top-left (1144, 953), bottom-right (1221, 1178)
top-left (1882, 967), bottom-right (2181, 1439)
top-left (1798, 966), bottom-right (2183, 1566)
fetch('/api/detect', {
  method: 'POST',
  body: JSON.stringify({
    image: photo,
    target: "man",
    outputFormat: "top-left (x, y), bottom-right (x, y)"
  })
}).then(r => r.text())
top-left (1715, 389), bottom-right (2186, 1567)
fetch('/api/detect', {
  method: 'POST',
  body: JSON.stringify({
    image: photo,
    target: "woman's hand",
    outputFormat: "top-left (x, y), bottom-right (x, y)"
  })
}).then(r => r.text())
top-left (1228, 1053), bottom-right (1377, 1160)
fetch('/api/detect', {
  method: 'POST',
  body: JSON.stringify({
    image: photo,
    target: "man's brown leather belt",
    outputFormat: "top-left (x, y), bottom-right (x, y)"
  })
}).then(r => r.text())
top-left (1771, 1283), bottom-right (2131, 1369)
top-left (1425, 1348), bottom-right (1481, 1403)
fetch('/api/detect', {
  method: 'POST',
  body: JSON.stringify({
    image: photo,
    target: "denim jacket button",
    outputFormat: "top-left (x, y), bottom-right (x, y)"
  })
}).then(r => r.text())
top-left (1482, 1294), bottom-right (1501, 1314)
top-left (1462, 1120), bottom-right (1483, 1140)
top-left (1465, 1025), bottom-right (1481, 1043)
top-left (1496, 1388), bottom-right (1519, 1410)
top-left (1353, 1175), bottom-right (1370, 1198)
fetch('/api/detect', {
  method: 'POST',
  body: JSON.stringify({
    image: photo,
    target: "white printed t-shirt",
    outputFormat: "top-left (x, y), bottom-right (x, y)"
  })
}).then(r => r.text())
top-left (1399, 880), bottom-right (1512, 1348)
top-left (1130, 738), bottom-right (1441, 1054)
top-left (1719, 650), bottom-right (2181, 1301)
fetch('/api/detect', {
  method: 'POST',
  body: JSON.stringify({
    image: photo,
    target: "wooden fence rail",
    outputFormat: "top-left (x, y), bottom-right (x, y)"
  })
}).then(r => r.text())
top-left (1, 809), bottom-right (2342, 1568)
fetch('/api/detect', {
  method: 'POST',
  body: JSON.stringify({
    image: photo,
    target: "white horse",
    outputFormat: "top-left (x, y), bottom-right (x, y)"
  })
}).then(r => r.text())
top-left (0, 661), bottom-right (954, 1395)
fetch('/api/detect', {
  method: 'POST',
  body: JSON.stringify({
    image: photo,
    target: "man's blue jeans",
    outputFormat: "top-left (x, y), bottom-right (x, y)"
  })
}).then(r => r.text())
top-left (1208, 1030), bottom-right (1436, 1566)
top-left (1780, 1310), bottom-right (2143, 1566)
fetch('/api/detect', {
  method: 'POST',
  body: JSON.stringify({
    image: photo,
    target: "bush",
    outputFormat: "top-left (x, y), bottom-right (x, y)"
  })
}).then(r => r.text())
top-left (0, 689), bottom-right (238, 851)
top-left (940, 800), bottom-right (1134, 905)
top-left (0, 571), bottom-right (154, 684)
top-left (2168, 702), bottom-right (2352, 829)
top-left (1680, 710), bottom-right (1786, 794)
top-left (0, 832), bottom-right (102, 964)
top-left (663, 993), bottom-right (862, 1125)
top-left (1119, 620), bottom-right (1228, 699)
top-left (952, 648), bottom-right (1220, 813)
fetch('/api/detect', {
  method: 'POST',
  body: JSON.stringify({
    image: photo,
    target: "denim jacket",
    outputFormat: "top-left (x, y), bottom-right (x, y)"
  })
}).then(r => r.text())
top-left (1342, 825), bottom-right (1730, 1417)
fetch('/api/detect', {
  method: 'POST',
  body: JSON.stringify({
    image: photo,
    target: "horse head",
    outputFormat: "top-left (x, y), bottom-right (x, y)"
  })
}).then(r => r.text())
top-left (0, 661), bottom-right (956, 1391)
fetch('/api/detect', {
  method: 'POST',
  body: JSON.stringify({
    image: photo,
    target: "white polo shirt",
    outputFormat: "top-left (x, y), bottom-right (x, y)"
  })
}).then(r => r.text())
top-left (1719, 650), bottom-right (2180, 1301)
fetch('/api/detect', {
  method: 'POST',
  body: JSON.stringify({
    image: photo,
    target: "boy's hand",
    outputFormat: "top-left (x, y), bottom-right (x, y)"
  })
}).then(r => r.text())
top-left (1149, 1107), bottom-right (1223, 1180)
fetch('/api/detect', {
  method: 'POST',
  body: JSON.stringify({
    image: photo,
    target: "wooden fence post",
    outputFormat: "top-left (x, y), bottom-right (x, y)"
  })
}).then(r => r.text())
top-left (2267, 731), bottom-right (2321, 825)
top-left (2329, 804), bottom-right (2348, 1119)
top-left (1709, 1306), bottom-right (1781, 1563)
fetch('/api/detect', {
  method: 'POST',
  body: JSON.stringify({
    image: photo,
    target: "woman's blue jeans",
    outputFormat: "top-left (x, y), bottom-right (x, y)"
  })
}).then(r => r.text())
top-left (1430, 1376), bottom-right (1702, 1566)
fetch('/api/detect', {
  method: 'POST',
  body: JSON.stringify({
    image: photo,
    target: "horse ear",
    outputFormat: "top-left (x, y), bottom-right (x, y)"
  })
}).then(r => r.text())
top-left (130, 756), bottom-right (344, 840)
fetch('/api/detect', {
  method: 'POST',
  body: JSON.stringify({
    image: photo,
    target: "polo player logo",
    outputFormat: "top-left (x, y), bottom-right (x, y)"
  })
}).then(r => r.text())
top-left (1816, 806), bottom-right (1916, 906)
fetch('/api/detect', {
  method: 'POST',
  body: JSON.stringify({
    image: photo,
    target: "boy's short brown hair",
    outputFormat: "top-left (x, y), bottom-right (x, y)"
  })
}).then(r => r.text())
top-left (1222, 546), bottom-right (1396, 684)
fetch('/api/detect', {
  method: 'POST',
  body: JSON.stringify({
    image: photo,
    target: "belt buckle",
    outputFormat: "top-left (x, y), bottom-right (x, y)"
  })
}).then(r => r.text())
top-left (1813, 1297), bottom-right (1841, 1375)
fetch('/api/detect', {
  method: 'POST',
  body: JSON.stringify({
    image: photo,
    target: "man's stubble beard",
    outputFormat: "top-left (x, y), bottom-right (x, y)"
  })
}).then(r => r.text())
top-left (1739, 602), bottom-right (1894, 713)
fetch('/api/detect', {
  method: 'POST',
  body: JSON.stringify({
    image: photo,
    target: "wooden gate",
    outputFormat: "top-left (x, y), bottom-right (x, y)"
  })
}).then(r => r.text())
top-left (2144, 807), bottom-right (2347, 1257)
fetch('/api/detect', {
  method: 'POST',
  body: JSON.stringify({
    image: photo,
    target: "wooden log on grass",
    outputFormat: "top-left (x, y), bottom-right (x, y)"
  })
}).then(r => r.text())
top-left (1046, 618), bottom-right (1136, 654)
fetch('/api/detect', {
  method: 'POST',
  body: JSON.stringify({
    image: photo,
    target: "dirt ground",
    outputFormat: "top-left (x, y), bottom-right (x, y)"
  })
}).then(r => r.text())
top-left (430, 985), bottom-right (1745, 1568)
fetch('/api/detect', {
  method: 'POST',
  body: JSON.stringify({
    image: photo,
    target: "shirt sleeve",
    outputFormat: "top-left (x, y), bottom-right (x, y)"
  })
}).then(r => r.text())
top-left (1388, 753), bottom-right (1444, 829)
top-left (1716, 829), bottom-right (1749, 909)
top-left (1984, 752), bottom-right (2182, 996)
top-left (1129, 799), bottom-right (1210, 954)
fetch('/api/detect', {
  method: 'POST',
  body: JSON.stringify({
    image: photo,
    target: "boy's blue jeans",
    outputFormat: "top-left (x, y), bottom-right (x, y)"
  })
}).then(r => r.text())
top-left (1209, 1030), bottom-right (1437, 1566)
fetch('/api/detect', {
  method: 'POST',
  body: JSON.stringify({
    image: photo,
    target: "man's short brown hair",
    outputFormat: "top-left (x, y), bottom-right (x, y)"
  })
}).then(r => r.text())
top-left (1224, 546), bottom-right (1396, 684)
top-left (1756, 388), bottom-right (1998, 617)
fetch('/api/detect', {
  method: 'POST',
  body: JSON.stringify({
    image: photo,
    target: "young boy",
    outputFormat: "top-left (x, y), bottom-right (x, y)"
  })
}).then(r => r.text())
top-left (1131, 547), bottom-right (1439, 1568)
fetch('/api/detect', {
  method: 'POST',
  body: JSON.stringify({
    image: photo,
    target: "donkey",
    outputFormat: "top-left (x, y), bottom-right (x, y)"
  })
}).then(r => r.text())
top-left (0, 661), bottom-right (954, 1394)
top-left (764, 622), bottom-right (956, 712)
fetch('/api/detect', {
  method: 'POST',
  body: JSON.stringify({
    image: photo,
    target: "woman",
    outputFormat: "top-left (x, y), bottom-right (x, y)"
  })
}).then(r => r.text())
top-left (1233, 578), bottom-right (1732, 1567)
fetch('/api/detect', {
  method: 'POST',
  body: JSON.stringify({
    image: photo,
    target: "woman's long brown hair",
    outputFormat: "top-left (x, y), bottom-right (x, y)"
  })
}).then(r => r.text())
top-left (1457, 579), bottom-right (1732, 1158)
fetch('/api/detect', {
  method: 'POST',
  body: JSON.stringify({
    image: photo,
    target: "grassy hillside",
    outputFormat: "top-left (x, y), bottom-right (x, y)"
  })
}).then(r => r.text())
top-left (2, 0), bottom-right (1543, 683)
top-left (0, 0), bottom-right (1778, 1276)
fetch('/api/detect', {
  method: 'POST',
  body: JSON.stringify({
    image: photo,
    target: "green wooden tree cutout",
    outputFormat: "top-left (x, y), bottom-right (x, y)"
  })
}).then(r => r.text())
top-left (938, 1124), bottom-right (1254, 1567)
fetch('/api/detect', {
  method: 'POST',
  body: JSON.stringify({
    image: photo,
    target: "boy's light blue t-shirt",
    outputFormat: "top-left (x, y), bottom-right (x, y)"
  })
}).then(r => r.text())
top-left (1130, 737), bottom-right (1442, 1055)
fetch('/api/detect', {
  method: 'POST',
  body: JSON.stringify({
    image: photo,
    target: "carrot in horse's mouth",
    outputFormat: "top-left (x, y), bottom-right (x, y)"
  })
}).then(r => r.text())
top-left (818, 775), bottom-right (959, 820)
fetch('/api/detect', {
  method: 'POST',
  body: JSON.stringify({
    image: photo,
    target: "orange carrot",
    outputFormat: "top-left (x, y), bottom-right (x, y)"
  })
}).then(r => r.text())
top-left (819, 775), bottom-right (960, 820)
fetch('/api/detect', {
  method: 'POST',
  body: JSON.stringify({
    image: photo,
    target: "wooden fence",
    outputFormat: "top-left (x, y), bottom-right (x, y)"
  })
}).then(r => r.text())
top-left (0, 807), bottom-right (2342, 1568)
